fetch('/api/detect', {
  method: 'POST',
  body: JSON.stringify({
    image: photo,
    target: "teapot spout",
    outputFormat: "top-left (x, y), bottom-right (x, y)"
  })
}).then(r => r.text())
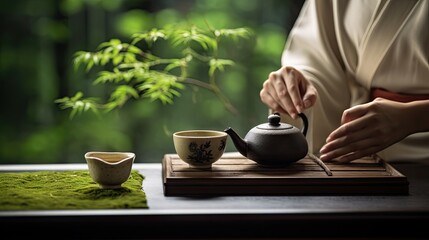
top-left (224, 127), bottom-right (248, 157)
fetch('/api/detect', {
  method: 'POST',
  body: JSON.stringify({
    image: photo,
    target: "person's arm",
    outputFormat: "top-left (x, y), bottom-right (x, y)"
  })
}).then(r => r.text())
top-left (260, 0), bottom-right (350, 154)
top-left (319, 98), bottom-right (429, 162)
top-left (261, 0), bottom-right (346, 118)
top-left (410, 100), bottom-right (429, 133)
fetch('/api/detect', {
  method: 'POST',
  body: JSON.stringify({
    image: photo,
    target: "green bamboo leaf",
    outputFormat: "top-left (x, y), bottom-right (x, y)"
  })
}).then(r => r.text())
top-left (94, 71), bottom-right (118, 84)
top-left (131, 29), bottom-right (167, 45)
top-left (159, 94), bottom-right (173, 104)
top-left (97, 41), bottom-right (111, 50)
top-left (102, 46), bottom-right (114, 54)
top-left (209, 58), bottom-right (235, 77)
top-left (124, 53), bottom-right (136, 63)
top-left (110, 39), bottom-right (122, 45)
top-left (127, 45), bottom-right (142, 54)
top-left (100, 53), bottom-right (111, 65)
top-left (73, 51), bottom-right (88, 71)
top-left (214, 27), bottom-right (253, 41)
top-left (164, 60), bottom-right (182, 72)
top-left (113, 55), bottom-right (123, 66)
top-left (111, 85), bottom-right (139, 100)
top-left (71, 91), bottom-right (83, 101)
top-left (54, 92), bottom-right (101, 119)
top-left (122, 71), bottom-right (134, 82)
top-left (169, 89), bottom-right (181, 97)
top-left (86, 58), bottom-right (94, 72)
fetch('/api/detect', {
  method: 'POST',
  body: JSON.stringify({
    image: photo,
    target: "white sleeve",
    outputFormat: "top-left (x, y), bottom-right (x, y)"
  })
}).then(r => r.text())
top-left (279, 0), bottom-right (350, 154)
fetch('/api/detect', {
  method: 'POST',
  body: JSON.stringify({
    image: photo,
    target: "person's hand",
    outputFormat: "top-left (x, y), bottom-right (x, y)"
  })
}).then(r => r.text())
top-left (260, 66), bottom-right (318, 119)
top-left (319, 98), bottom-right (414, 162)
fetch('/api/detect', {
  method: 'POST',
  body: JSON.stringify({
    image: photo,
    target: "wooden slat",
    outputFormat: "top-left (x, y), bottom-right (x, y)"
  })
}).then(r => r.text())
top-left (172, 164), bottom-right (324, 172)
top-left (162, 152), bottom-right (409, 196)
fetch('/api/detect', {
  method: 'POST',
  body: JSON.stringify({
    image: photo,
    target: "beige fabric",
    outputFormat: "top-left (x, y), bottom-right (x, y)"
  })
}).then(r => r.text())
top-left (279, 0), bottom-right (429, 161)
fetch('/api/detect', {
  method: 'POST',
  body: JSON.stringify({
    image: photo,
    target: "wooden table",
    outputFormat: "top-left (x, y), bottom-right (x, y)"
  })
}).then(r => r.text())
top-left (1, 160), bottom-right (429, 239)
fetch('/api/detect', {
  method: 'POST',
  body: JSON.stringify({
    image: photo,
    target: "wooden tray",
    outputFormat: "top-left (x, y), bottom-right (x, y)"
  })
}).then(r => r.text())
top-left (162, 152), bottom-right (409, 196)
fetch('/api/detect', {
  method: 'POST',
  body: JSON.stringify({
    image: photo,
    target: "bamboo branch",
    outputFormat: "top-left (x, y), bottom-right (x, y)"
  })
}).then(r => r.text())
top-left (182, 78), bottom-right (238, 115)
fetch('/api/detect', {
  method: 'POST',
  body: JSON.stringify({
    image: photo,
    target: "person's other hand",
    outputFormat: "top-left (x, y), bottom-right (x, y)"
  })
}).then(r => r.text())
top-left (319, 98), bottom-right (413, 162)
top-left (260, 66), bottom-right (317, 119)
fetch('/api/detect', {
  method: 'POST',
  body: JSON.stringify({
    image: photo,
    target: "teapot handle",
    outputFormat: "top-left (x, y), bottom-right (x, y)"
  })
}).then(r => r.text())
top-left (298, 113), bottom-right (308, 136)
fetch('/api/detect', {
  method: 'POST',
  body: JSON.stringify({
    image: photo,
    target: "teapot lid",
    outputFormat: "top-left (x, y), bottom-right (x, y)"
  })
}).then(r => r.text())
top-left (256, 114), bottom-right (293, 130)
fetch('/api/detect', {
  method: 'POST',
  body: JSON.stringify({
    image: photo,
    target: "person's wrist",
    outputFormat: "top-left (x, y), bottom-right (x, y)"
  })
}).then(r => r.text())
top-left (404, 100), bottom-right (429, 134)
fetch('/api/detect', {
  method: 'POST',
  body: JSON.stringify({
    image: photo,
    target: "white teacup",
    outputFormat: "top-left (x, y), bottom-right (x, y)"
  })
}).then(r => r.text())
top-left (85, 151), bottom-right (135, 189)
top-left (173, 130), bottom-right (228, 169)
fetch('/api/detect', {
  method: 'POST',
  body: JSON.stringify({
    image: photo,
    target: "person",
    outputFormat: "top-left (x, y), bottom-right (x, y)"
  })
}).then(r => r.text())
top-left (260, 0), bottom-right (429, 163)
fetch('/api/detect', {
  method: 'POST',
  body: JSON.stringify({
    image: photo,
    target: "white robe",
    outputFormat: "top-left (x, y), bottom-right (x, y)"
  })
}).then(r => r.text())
top-left (279, 0), bottom-right (429, 161)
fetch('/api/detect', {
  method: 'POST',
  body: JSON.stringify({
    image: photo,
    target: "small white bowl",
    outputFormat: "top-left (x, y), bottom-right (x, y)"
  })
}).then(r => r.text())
top-left (85, 151), bottom-right (135, 189)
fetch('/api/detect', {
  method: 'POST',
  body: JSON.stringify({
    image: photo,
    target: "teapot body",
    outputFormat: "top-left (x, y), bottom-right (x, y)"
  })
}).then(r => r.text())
top-left (225, 113), bottom-right (309, 167)
top-left (245, 126), bottom-right (308, 166)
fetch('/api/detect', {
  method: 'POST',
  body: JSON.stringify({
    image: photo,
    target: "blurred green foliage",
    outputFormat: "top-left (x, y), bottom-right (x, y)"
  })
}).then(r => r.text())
top-left (56, 25), bottom-right (253, 117)
top-left (0, 0), bottom-right (304, 164)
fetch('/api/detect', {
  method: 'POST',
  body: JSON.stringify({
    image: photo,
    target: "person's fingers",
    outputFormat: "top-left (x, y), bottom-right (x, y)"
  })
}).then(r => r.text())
top-left (260, 86), bottom-right (288, 115)
top-left (321, 124), bottom-right (374, 152)
top-left (320, 122), bottom-right (379, 161)
top-left (320, 107), bottom-right (377, 162)
top-left (281, 67), bottom-right (304, 113)
top-left (334, 146), bottom-right (379, 162)
top-left (320, 135), bottom-right (378, 162)
top-left (301, 84), bottom-right (317, 109)
top-left (267, 71), bottom-right (299, 118)
top-left (260, 80), bottom-right (290, 115)
top-left (326, 107), bottom-right (369, 142)
top-left (341, 104), bottom-right (368, 124)
top-left (260, 66), bottom-right (317, 119)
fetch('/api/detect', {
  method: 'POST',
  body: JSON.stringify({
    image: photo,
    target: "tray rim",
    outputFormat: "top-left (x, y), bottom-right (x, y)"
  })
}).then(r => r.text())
top-left (162, 152), bottom-right (409, 196)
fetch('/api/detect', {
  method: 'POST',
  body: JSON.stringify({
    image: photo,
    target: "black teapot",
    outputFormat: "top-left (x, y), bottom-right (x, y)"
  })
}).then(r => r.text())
top-left (224, 113), bottom-right (308, 166)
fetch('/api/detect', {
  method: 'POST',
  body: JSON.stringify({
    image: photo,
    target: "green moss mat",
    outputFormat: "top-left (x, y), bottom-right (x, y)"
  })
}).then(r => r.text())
top-left (0, 170), bottom-right (148, 210)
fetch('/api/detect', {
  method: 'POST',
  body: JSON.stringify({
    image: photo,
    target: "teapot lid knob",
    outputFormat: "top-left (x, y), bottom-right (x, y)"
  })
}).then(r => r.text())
top-left (256, 112), bottom-right (292, 130)
top-left (268, 113), bottom-right (281, 126)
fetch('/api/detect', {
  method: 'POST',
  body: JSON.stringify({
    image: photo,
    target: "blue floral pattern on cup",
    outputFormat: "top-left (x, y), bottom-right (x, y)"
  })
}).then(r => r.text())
top-left (187, 139), bottom-right (227, 163)
top-left (187, 141), bottom-right (213, 163)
